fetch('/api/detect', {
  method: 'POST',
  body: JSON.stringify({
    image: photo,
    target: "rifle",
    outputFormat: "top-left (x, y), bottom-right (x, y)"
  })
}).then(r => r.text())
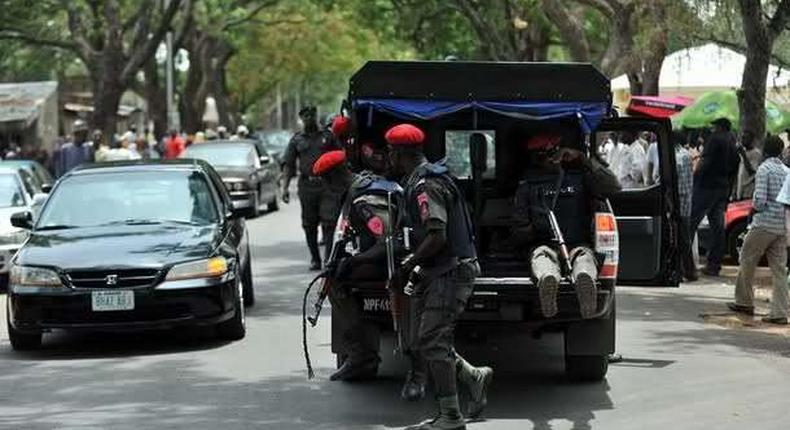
top-left (545, 165), bottom-right (573, 277)
top-left (302, 201), bottom-right (352, 378)
top-left (384, 191), bottom-right (407, 354)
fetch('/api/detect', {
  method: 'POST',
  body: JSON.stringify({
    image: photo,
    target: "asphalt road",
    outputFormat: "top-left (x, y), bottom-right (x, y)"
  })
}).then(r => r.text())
top-left (1, 201), bottom-right (790, 430)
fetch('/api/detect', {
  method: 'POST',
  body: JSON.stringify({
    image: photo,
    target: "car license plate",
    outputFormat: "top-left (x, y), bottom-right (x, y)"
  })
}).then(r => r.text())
top-left (91, 290), bottom-right (135, 312)
top-left (362, 298), bottom-right (390, 312)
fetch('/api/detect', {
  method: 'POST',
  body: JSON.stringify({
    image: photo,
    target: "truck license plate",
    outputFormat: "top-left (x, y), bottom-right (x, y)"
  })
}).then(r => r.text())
top-left (362, 298), bottom-right (390, 312)
top-left (91, 290), bottom-right (135, 312)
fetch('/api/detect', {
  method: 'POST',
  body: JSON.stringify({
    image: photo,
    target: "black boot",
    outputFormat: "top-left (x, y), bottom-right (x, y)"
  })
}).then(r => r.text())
top-left (456, 356), bottom-right (493, 419)
top-left (329, 356), bottom-right (379, 381)
top-left (401, 370), bottom-right (427, 401)
top-left (406, 395), bottom-right (466, 430)
top-left (303, 227), bottom-right (321, 270)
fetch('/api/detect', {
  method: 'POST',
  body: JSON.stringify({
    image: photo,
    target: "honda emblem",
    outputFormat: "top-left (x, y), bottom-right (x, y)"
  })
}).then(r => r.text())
top-left (105, 274), bottom-right (119, 286)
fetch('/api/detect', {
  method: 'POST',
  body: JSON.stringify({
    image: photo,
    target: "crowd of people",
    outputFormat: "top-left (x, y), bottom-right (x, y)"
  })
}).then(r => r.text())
top-left (601, 118), bottom-right (790, 325)
top-left (0, 119), bottom-right (257, 179)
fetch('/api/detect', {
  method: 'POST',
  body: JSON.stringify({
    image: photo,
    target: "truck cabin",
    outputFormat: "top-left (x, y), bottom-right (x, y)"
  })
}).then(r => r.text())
top-left (346, 61), bottom-right (614, 279)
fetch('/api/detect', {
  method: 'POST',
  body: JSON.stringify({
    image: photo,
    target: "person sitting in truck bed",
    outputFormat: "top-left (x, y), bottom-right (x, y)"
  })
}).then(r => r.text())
top-left (511, 133), bottom-right (621, 319)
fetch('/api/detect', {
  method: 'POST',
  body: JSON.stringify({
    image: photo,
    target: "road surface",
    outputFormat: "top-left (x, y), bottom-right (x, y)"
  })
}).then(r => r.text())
top-left (1, 201), bottom-right (789, 430)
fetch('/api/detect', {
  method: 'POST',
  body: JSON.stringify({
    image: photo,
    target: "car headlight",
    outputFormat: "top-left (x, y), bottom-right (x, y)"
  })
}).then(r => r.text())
top-left (0, 230), bottom-right (28, 246)
top-left (165, 257), bottom-right (229, 281)
top-left (10, 265), bottom-right (62, 288)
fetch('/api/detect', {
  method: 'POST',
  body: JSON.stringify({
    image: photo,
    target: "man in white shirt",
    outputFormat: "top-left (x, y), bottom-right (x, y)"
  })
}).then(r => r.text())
top-left (617, 131), bottom-right (647, 188)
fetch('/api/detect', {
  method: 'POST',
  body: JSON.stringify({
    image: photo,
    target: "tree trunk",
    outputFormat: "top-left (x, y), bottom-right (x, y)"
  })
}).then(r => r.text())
top-left (739, 46), bottom-right (770, 139)
top-left (179, 50), bottom-right (206, 134)
top-left (143, 59), bottom-right (167, 140)
top-left (90, 55), bottom-right (125, 140)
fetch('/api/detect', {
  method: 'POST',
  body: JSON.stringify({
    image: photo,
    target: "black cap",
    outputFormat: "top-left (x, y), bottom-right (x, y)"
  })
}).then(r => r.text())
top-left (711, 117), bottom-right (732, 130)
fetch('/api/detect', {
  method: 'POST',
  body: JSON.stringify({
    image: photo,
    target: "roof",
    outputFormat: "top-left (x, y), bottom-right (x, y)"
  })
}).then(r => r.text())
top-left (0, 81), bottom-right (58, 126)
top-left (349, 61), bottom-right (611, 102)
top-left (64, 102), bottom-right (141, 117)
top-left (612, 43), bottom-right (790, 91)
top-left (68, 159), bottom-right (209, 175)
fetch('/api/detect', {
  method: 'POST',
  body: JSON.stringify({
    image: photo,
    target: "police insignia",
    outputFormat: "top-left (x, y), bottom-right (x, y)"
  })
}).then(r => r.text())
top-left (367, 216), bottom-right (384, 237)
top-left (417, 192), bottom-right (430, 221)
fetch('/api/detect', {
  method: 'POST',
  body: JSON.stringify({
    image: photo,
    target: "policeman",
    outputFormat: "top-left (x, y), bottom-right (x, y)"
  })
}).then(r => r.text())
top-left (386, 124), bottom-right (493, 430)
top-left (282, 106), bottom-right (342, 270)
top-left (512, 133), bottom-right (621, 319)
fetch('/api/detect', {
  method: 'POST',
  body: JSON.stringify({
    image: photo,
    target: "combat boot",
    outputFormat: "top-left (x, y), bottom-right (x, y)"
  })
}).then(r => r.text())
top-left (329, 356), bottom-right (379, 381)
top-left (574, 272), bottom-right (597, 319)
top-left (406, 395), bottom-right (466, 430)
top-left (537, 274), bottom-right (559, 318)
top-left (401, 370), bottom-right (427, 401)
top-left (456, 357), bottom-right (493, 419)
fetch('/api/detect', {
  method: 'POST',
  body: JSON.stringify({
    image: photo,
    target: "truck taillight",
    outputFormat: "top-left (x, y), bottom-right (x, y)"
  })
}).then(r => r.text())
top-left (595, 213), bottom-right (619, 280)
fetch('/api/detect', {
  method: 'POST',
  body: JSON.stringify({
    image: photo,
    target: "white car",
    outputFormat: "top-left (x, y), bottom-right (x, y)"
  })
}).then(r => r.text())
top-left (0, 170), bottom-right (36, 286)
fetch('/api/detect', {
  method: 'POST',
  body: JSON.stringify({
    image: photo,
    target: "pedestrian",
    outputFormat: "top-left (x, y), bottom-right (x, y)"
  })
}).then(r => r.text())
top-left (689, 118), bottom-right (739, 277)
top-left (217, 126), bottom-right (228, 140)
top-left (511, 133), bottom-right (621, 318)
top-left (728, 135), bottom-right (789, 325)
top-left (281, 106), bottom-right (342, 270)
top-left (615, 131), bottom-right (646, 188)
top-left (55, 119), bottom-right (94, 177)
top-left (163, 129), bottom-right (186, 159)
top-left (673, 130), bottom-right (698, 282)
top-left (386, 124), bottom-right (492, 429)
top-left (232, 125), bottom-right (249, 140)
top-left (735, 131), bottom-right (762, 200)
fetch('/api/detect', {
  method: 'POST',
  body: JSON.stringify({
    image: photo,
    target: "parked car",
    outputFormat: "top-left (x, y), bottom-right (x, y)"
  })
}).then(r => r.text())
top-left (0, 170), bottom-right (35, 288)
top-left (6, 160), bottom-right (254, 350)
top-left (0, 159), bottom-right (54, 191)
top-left (254, 130), bottom-right (291, 168)
top-left (182, 140), bottom-right (280, 217)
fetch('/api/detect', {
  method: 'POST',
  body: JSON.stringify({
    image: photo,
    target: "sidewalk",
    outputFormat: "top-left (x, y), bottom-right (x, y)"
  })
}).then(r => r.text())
top-left (697, 265), bottom-right (790, 336)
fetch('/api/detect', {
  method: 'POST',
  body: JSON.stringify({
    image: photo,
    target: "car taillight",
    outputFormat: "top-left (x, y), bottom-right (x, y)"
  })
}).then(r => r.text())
top-left (595, 212), bottom-right (619, 280)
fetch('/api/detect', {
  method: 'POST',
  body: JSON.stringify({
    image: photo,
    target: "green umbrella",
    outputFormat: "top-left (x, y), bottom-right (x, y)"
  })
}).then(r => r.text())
top-left (671, 90), bottom-right (790, 133)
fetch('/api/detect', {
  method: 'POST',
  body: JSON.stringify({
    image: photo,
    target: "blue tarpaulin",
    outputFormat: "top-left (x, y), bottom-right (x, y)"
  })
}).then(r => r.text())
top-left (354, 98), bottom-right (611, 133)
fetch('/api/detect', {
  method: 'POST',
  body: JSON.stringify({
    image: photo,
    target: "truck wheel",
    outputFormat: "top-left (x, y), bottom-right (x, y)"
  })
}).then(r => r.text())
top-left (565, 355), bottom-right (608, 382)
top-left (7, 306), bottom-right (42, 351)
top-left (267, 193), bottom-right (279, 212)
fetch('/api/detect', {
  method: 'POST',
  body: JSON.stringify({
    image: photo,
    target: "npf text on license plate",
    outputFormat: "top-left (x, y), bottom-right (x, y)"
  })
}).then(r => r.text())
top-left (91, 290), bottom-right (135, 311)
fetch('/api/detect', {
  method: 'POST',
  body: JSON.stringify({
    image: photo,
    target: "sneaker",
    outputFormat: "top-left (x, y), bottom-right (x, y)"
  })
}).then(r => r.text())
top-left (575, 272), bottom-right (598, 319)
top-left (537, 275), bottom-right (559, 318)
top-left (761, 316), bottom-right (789, 325)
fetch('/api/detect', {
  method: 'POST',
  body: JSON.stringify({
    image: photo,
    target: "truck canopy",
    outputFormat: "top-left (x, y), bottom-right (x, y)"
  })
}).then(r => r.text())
top-left (348, 61), bottom-right (613, 133)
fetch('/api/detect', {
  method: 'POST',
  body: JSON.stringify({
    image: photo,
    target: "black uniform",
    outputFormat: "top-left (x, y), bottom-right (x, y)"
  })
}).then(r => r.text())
top-left (283, 129), bottom-right (342, 262)
top-left (329, 172), bottom-right (402, 366)
top-left (402, 162), bottom-right (480, 399)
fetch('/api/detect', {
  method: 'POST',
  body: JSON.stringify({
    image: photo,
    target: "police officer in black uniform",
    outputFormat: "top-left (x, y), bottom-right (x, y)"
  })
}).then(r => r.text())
top-left (386, 124), bottom-right (493, 430)
top-left (282, 106), bottom-right (342, 270)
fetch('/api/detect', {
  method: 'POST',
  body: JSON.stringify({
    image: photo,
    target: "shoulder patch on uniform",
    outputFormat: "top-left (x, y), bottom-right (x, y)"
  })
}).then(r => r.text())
top-left (417, 192), bottom-right (430, 221)
top-left (367, 216), bottom-right (384, 237)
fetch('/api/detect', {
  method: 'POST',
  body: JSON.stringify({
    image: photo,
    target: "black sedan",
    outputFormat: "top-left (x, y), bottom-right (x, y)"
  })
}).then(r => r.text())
top-left (182, 140), bottom-right (280, 217)
top-left (6, 160), bottom-right (254, 350)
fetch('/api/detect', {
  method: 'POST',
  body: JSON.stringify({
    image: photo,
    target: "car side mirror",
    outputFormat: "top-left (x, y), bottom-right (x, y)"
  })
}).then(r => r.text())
top-left (11, 211), bottom-right (33, 230)
top-left (260, 155), bottom-right (271, 165)
top-left (41, 183), bottom-right (53, 193)
top-left (469, 133), bottom-right (488, 174)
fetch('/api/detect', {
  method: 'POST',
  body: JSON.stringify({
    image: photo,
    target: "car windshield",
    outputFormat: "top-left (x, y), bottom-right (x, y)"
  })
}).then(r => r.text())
top-left (260, 131), bottom-right (291, 153)
top-left (0, 174), bottom-right (26, 208)
top-left (182, 143), bottom-right (255, 167)
top-left (37, 170), bottom-right (219, 229)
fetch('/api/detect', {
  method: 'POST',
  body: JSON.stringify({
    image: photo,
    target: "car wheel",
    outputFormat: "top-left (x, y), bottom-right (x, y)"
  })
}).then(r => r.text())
top-left (727, 220), bottom-right (748, 264)
top-left (7, 305), bottom-right (42, 351)
top-left (242, 252), bottom-right (255, 307)
top-left (217, 277), bottom-right (246, 341)
top-left (250, 193), bottom-right (261, 218)
top-left (565, 354), bottom-right (608, 382)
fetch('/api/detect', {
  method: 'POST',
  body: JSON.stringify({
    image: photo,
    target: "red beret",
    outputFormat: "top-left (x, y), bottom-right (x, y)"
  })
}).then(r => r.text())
top-left (385, 124), bottom-right (425, 146)
top-left (526, 134), bottom-right (561, 151)
top-left (312, 150), bottom-right (347, 176)
top-left (331, 116), bottom-right (351, 138)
